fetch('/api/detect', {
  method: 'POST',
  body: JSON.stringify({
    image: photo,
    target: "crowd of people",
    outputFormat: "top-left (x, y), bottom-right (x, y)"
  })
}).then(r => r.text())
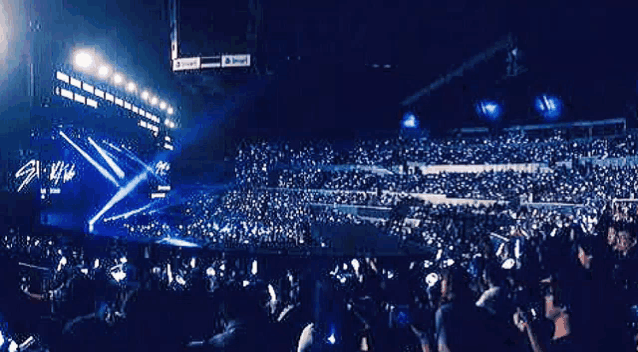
top-left (106, 129), bottom-right (638, 251)
top-left (0, 201), bottom-right (637, 351)
top-left (2, 125), bottom-right (638, 351)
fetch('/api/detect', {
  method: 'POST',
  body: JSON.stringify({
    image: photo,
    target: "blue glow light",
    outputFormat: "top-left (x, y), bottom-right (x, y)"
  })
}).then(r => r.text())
top-left (59, 131), bottom-right (120, 187)
top-left (88, 171), bottom-right (149, 232)
top-left (103, 203), bottom-right (154, 222)
top-left (88, 137), bottom-right (126, 179)
top-left (476, 101), bottom-right (502, 120)
top-left (535, 95), bottom-right (562, 120)
top-left (158, 238), bottom-right (200, 248)
top-left (402, 112), bottom-right (419, 129)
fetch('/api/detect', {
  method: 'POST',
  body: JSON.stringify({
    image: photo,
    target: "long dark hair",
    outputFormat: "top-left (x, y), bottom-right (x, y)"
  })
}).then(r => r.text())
top-left (439, 265), bottom-right (475, 307)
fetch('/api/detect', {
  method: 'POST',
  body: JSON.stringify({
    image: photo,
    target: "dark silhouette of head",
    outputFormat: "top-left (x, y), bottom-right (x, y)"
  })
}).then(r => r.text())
top-left (440, 265), bottom-right (475, 306)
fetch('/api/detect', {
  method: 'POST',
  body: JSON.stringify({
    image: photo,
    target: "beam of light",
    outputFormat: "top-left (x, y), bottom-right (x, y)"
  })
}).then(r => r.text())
top-left (102, 202), bottom-right (154, 223)
top-left (59, 131), bottom-right (120, 187)
top-left (105, 142), bottom-right (122, 152)
top-left (157, 237), bottom-right (200, 248)
top-left (15, 160), bottom-right (40, 192)
top-left (88, 171), bottom-right (148, 232)
top-left (88, 137), bottom-right (126, 179)
top-left (120, 147), bottom-right (166, 182)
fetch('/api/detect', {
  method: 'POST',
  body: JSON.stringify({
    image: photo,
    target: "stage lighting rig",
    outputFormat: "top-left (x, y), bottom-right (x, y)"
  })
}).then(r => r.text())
top-left (68, 48), bottom-right (178, 120)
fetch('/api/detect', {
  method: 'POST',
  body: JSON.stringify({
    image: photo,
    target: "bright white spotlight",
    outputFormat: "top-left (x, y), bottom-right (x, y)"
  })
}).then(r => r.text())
top-left (127, 82), bottom-right (136, 92)
top-left (113, 74), bottom-right (123, 85)
top-left (75, 52), bottom-right (93, 69)
top-left (151, 97), bottom-right (158, 105)
top-left (160, 101), bottom-right (167, 110)
top-left (141, 91), bottom-right (150, 100)
top-left (98, 66), bottom-right (110, 77)
top-left (167, 107), bottom-right (174, 115)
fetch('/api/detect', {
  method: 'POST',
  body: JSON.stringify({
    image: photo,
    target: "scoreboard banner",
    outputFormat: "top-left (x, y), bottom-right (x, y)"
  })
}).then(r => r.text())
top-left (221, 54), bottom-right (250, 68)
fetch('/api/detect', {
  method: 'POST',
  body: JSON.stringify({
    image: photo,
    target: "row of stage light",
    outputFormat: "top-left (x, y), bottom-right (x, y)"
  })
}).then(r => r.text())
top-left (55, 71), bottom-right (178, 138)
top-left (402, 95), bottom-right (563, 129)
top-left (73, 51), bottom-right (176, 123)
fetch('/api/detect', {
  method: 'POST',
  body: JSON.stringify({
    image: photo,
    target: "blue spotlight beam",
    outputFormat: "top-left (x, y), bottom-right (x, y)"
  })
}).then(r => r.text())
top-left (88, 171), bottom-right (148, 232)
top-left (103, 202), bottom-right (155, 223)
top-left (158, 237), bottom-right (200, 248)
top-left (88, 137), bottom-right (126, 179)
top-left (59, 131), bottom-right (120, 188)
top-left (121, 147), bottom-right (166, 183)
top-left (105, 142), bottom-right (122, 152)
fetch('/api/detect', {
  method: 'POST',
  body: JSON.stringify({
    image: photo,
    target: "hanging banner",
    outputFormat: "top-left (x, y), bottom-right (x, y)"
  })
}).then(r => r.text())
top-left (172, 57), bottom-right (201, 71)
top-left (221, 54), bottom-right (251, 68)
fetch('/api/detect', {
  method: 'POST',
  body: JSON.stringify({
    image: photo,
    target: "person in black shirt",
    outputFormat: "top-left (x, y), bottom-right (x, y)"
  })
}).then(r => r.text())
top-left (187, 281), bottom-right (276, 352)
top-left (434, 265), bottom-right (494, 352)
